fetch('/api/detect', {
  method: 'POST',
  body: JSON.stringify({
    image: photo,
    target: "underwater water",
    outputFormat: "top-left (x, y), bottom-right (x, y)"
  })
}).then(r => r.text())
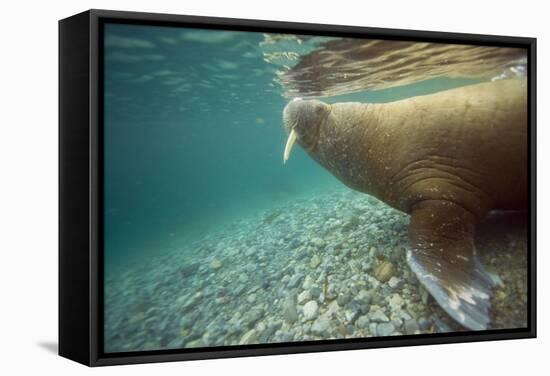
top-left (103, 24), bottom-right (528, 352)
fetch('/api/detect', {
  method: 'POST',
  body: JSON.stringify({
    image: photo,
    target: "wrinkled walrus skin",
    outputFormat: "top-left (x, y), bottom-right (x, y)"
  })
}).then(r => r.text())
top-left (282, 78), bottom-right (527, 330)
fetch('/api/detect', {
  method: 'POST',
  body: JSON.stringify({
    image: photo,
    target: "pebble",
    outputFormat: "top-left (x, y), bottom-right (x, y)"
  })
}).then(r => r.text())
top-left (302, 276), bottom-right (314, 290)
top-left (234, 284), bottom-right (246, 296)
top-left (388, 294), bottom-right (404, 311)
top-left (420, 286), bottom-right (430, 304)
top-left (311, 317), bottom-right (331, 335)
top-left (369, 308), bottom-right (390, 323)
top-left (370, 290), bottom-right (384, 305)
top-left (356, 315), bottom-right (370, 329)
top-left (337, 293), bottom-right (351, 307)
top-left (283, 296), bottom-right (298, 324)
top-left (179, 263), bottom-right (197, 278)
top-left (310, 254), bottom-right (321, 269)
top-left (404, 319), bottom-right (420, 334)
top-left (244, 308), bottom-right (264, 326)
top-left (310, 286), bottom-right (322, 299)
top-left (374, 261), bottom-right (395, 282)
top-left (303, 301), bottom-right (319, 321)
top-left (287, 274), bottom-right (303, 289)
top-left (388, 276), bottom-right (401, 289)
top-left (297, 290), bottom-right (312, 304)
top-left (345, 310), bottom-right (359, 324)
top-left (418, 317), bottom-right (431, 331)
top-left (185, 338), bottom-right (206, 348)
top-left (259, 322), bottom-right (282, 342)
top-left (239, 329), bottom-right (258, 345)
top-left (311, 237), bottom-right (326, 248)
top-left (376, 322), bottom-right (396, 336)
top-left (209, 259), bottom-right (223, 270)
top-left (247, 293), bottom-right (257, 304)
top-left (369, 323), bottom-right (378, 336)
top-left (238, 273), bottom-right (249, 283)
top-left (104, 186), bottom-right (526, 352)
top-left (356, 289), bottom-right (371, 305)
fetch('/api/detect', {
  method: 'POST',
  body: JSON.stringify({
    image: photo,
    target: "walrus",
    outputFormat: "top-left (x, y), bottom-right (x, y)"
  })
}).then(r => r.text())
top-left (282, 78), bottom-right (527, 330)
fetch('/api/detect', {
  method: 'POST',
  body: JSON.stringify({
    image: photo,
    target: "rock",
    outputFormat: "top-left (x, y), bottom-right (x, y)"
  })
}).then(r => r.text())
top-left (243, 308), bottom-right (264, 326)
top-left (376, 322), bottom-right (395, 336)
top-left (369, 323), bottom-right (378, 336)
top-left (238, 273), bottom-right (249, 283)
top-left (370, 289), bottom-right (384, 305)
top-left (234, 284), bottom-right (246, 296)
top-left (287, 274), bottom-right (303, 289)
top-left (302, 275), bottom-right (314, 290)
top-left (259, 322), bottom-right (282, 342)
top-left (179, 263), bottom-right (197, 278)
top-left (398, 309), bottom-right (412, 321)
top-left (495, 290), bottom-right (507, 301)
top-left (179, 315), bottom-right (193, 329)
top-left (325, 283), bottom-right (337, 300)
top-left (215, 296), bottom-right (229, 305)
top-left (247, 293), bottom-right (257, 304)
top-left (311, 237), bottom-right (326, 248)
top-left (239, 329), bottom-right (259, 345)
top-left (278, 331), bottom-right (295, 342)
top-left (344, 309), bottom-right (359, 324)
top-left (209, 259), bottom-right (223, 270)
top-left (369, 246), bottom-right (378, 258)
top-left (245, 247), bottom-right (256, 257)
top-left (283, 296), bottom-right (298, 324)
top-left (432, 316), bottom-right (453, 333)
top-left (404, 319), bottom-right (420, 334)
top-left (420, 286), bottom-right (430, 304)
top-left (418, 317), bottom-right (431, 331)
top-left (310, 254), bottom-right (321, 269)
top-left (298, 290), bottom-right (312, 304)
top-left (374, 261), bottom-right (395, 282)
top-left (391, 317), bottom-right (404, 329)
top-left (390, 247), bottom-right (405, 263)
top-left (356, 315), bottom-right (370, 329)
top-left (337, 293), bottom-right (351, 307)
top-left (303, 301), bottom-right (319, 321)
top-left (356, 289), bottom-right (372, 305)
top-left (185, 338), bottom-right (206, 348)
top-left (369, 308), bottom-right (390, 323)
top-left (388, 294), bottom-right (404, 311)
top-left (337, 324), bottom-right (348, 336)
top-left (388, 276), bottom-right (401, 289)
top-left (311, 317), bottom-right (331, 335)
top-left (289, 238), bottom-right (303, 249)
top-left (342, 215), bottom-right (361, 231)
top-left (256, 321), bottom-right (267, 333)
top-left (166, 337), bottom-right (184, 348)
top-left (310, 286), bottom-right (322, 299)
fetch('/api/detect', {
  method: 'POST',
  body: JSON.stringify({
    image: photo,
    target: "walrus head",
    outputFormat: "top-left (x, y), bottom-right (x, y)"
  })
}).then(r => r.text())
top-left (283, 98), bottom-right (331, 163)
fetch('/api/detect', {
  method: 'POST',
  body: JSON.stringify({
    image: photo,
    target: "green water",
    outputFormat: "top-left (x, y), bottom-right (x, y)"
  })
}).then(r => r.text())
top-left (103, 23), bottom-right (482, 275)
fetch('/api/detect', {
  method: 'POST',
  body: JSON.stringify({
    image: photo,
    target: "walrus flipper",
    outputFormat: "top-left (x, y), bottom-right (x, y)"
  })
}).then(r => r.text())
top-left (406, 200), bottom-right (497, 330)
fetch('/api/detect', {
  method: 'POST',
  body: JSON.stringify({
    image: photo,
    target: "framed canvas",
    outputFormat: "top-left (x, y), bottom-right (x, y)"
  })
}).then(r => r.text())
top-left (59, 9), bottom-right (536, 366)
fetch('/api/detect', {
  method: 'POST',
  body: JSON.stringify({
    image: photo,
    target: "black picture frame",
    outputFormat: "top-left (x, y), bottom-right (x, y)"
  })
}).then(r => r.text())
top-left (59, 9), bottom-right (537, 367)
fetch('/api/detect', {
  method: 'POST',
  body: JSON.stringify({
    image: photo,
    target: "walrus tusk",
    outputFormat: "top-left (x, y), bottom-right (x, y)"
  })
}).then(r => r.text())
top-left (283, 128), bottom-right (298, 164)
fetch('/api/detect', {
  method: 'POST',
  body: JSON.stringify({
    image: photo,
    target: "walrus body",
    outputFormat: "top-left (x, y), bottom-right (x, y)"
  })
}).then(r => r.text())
top-left (282, 78), bottom-right (527, 330)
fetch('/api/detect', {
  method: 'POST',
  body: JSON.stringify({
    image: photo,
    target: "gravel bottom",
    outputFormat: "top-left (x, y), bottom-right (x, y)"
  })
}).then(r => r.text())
top-left (104, 187), bottom-right (528, 353)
